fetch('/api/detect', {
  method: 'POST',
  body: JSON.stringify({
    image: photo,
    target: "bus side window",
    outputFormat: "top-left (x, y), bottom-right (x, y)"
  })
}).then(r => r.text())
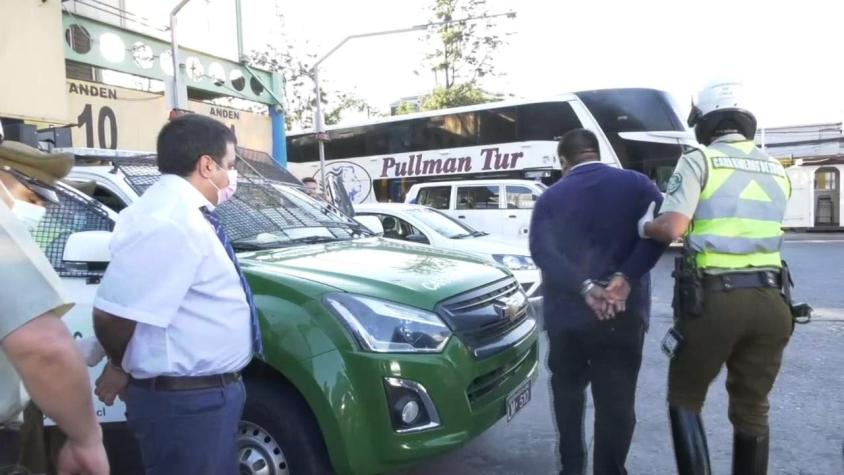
top-left (417, 186), bottom-right (451, 210)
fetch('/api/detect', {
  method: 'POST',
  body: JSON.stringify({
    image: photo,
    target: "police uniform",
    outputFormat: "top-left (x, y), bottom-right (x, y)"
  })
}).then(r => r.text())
top-left (0, 140), bottom-right (75, 472)
top-left (662, 133), bottom-right (793, 474)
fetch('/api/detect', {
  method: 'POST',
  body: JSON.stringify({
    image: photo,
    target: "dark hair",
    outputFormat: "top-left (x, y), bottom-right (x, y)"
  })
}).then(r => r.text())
top-left (156, 114), bottom-right (237, 176)
top-left (557, 128), bottom-right (600, 163)
top-left (301, 177), bottom-right (317, 184)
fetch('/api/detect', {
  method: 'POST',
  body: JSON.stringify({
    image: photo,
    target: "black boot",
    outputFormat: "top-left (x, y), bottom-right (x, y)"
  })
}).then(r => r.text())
top-left (669, 407), bottom-right (712, 475)
top-left (732, 431), bottom-right (769, 475)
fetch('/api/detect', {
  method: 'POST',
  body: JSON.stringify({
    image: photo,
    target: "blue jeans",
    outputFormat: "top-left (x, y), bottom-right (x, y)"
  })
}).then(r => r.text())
top-left (126, 380), bottom-right (246, 475)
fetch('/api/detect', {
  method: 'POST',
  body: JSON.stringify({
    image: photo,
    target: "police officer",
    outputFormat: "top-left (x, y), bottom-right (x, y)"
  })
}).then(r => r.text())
top-left (639, 81), bottom-right (793, 475)
top-left (0, 127), bottom-right (109, 475)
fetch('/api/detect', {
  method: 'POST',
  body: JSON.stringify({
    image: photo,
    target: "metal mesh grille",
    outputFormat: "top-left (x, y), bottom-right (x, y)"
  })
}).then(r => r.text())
top-left (33, 184), bottom-right (114, 278)
top-left (114, 157), bottom-right (162, 196)
top-left (115, 156), bottom-right (363, 245)
top-left (237, 147), bottom-right (303, 186)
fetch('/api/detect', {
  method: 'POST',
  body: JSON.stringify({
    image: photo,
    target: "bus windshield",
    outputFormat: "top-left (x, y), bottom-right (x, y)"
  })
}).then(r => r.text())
top-left (575, 88), bottom-right (687, 191)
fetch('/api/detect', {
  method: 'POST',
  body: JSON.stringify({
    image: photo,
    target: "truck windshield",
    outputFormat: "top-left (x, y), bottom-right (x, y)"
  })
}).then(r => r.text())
top-left (116, 156), bottom-right (371, 251)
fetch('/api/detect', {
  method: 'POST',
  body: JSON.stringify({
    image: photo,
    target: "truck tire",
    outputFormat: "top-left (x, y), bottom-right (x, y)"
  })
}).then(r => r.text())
top-left (238, 378), bottom-right (334, 475)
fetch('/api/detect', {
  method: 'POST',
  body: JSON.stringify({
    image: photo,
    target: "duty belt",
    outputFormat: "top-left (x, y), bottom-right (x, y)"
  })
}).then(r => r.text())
top-left (129, 372), bottom-right (241, 391)
top-left (702, 271), bottom-right (781, 292)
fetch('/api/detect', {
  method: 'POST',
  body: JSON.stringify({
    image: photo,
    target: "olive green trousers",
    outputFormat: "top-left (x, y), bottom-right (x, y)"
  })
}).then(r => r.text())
top-left (668, 286), bottom-right (792, 435)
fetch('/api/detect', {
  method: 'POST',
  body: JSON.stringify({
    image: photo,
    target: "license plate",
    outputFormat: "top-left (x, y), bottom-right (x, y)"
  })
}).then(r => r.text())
top-left (506, 380), bottom-right (531, 422)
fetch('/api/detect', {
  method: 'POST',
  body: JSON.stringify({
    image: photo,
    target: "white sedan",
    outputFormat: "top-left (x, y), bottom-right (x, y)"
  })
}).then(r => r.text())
top-left (354, 203), bottom-right (542, 304)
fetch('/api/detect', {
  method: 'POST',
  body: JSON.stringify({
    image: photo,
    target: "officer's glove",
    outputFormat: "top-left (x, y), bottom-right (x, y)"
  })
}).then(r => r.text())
top-left (638, 201), bottom-right (656, 239)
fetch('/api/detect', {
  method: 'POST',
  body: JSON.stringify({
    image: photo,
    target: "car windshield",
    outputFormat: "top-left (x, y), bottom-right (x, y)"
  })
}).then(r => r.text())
top-left (115, 155), bottom-right (371, 251)
top-left (406, 207), bottom-right (485, 239)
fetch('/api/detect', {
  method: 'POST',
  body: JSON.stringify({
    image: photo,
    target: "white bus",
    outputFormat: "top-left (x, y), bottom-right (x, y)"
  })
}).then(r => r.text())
top-left (285, 88), bottom-right (690, 204)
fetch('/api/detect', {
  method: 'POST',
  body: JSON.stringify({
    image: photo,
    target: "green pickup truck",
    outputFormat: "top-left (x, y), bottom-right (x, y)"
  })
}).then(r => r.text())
top-left (47, 150), bottom-right (540, 475)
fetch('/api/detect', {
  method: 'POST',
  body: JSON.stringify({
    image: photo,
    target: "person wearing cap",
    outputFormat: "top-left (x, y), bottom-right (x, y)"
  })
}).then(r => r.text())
top-left (0, 134), bottom-right (109, 475)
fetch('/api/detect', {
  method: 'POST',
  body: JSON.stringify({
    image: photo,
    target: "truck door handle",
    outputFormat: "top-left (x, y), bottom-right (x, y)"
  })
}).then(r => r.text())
top-left (458, 215), bottom-right (466, 219)
top-left (508, 215), bottom-right (516, 219)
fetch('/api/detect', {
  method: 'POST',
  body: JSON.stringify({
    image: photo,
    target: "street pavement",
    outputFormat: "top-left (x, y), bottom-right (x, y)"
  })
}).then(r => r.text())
top-left (397, 239), bottom-right (844, 475)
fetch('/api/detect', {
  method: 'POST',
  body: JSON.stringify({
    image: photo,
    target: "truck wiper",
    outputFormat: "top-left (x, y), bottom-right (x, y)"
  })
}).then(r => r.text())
top-left (285, 236), bottom-right (345, 245)
top-left (232, 242), bottom-right (279, 251)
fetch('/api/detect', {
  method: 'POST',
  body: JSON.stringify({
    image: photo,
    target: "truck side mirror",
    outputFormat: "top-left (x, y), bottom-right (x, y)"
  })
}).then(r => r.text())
top-left (62, 230), bottom-right (112, 273)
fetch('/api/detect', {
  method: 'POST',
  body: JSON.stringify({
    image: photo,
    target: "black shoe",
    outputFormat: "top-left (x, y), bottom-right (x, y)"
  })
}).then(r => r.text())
top-left (669, 407), bottom-right (712, 475)
top-left (732, 431), bottom-right (769, 475)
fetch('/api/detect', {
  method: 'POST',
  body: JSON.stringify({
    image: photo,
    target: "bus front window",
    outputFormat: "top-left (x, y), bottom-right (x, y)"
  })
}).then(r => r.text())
top-left (576, 88), bottom-right (687, 191)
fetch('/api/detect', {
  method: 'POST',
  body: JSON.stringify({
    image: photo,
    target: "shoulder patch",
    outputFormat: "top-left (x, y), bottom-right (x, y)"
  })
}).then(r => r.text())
top-left (667, 173), bottom-right (683, 194)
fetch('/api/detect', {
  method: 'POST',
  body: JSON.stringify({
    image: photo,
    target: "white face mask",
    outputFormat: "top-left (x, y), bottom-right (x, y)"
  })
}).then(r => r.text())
top-left (12, 200), bottom-right (47, 232)
top-left (209, 167), bottom-right (238, 205)
top-left (0, 182), bottom-right (47, 232)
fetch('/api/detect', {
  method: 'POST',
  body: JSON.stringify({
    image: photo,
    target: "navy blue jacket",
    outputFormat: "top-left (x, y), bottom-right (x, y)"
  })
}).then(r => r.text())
top-left (529, 162), bottom-right (666, 333)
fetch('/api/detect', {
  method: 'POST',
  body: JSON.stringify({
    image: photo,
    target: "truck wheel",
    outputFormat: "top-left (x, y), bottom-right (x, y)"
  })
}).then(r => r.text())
top-left (238, 378), bottom-right (334, 475)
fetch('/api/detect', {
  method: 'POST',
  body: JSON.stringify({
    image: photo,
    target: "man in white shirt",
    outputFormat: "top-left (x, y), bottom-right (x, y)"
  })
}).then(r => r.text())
top-left (93, 114), bottom-right (261, 475)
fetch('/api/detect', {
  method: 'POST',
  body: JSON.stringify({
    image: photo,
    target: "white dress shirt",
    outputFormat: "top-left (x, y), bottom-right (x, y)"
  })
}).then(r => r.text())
top-left (95, 174), bottom-right (252, 378)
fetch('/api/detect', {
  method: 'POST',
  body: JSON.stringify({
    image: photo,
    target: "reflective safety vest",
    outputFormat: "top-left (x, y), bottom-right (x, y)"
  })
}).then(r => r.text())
top-left (688, 140), bottom-right (791, 269)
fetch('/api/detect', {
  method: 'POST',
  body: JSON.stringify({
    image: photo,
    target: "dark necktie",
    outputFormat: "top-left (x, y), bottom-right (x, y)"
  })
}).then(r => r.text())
top-left (200, 206), bottom-right (264, 357)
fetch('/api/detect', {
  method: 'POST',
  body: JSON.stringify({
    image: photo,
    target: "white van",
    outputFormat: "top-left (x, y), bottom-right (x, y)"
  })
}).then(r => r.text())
top-left (404, 179), bottom-right (545, 240)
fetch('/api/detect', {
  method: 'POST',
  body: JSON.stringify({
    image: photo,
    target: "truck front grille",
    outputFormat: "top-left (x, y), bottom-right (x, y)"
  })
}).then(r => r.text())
top-left (437, 278), bottom-right (531, 359)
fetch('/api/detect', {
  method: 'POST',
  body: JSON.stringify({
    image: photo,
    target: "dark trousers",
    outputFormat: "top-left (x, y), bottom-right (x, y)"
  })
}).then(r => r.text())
top-left (126, 379), bottom-right (246, 475)
top-left (547, 314), bottom-right (645, 475)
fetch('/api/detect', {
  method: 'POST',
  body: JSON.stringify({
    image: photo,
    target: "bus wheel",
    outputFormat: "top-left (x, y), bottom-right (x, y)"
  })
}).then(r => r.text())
top-left (238, 379), bottom-right (333, 475)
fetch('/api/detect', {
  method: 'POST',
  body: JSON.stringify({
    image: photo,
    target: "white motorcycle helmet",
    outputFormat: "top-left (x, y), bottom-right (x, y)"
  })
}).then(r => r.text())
top-left (687, 80), bottom-right (757, 145)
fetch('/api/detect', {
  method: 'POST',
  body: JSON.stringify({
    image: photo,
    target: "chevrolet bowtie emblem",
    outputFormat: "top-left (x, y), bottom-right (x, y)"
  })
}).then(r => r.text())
top-left (496, 292), bottom-right (527, 321)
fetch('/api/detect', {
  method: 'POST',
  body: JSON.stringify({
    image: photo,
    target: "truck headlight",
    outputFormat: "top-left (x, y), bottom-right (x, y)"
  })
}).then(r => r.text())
top-left (492, 254), bottom-right (537, 271)
top-left (324, 293), bottom-right (452, 353)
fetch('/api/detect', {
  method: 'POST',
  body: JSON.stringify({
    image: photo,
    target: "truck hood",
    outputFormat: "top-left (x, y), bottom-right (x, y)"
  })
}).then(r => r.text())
top-left (239, 237), bottom-right (511, 310)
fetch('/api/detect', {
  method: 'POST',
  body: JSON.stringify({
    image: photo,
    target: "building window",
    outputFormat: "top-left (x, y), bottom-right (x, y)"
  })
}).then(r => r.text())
top-left (815, 168), bottom-right (839, 191)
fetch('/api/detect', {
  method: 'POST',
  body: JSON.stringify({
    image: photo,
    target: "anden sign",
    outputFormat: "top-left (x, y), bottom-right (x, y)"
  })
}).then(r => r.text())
top-left (65, 80), bottom-right (272, 153)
